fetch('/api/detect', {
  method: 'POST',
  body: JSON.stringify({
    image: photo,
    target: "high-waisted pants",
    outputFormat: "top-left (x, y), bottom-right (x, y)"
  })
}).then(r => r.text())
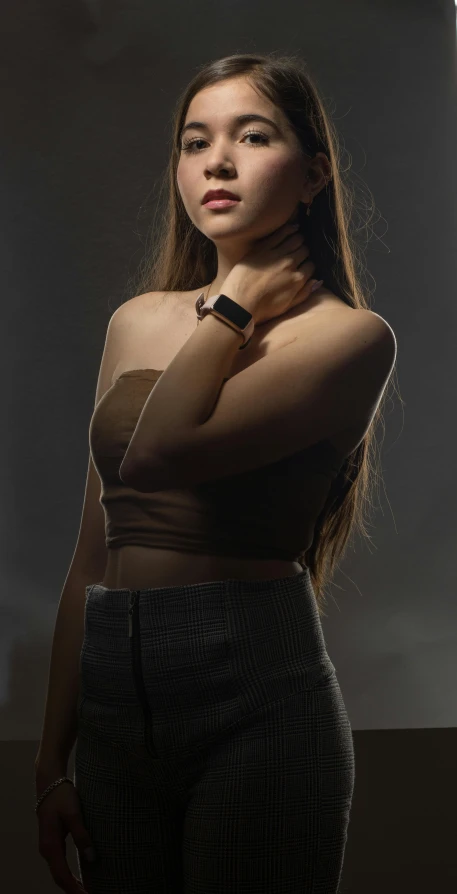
top-left (74, 568), bottom-right (355, 893)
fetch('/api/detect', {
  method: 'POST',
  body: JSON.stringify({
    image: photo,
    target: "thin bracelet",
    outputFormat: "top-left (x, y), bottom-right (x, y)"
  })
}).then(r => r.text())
top-left (35, 776), bottom-right (74, 813)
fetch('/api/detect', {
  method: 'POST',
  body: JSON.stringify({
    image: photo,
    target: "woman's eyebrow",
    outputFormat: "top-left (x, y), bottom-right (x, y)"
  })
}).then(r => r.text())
top-left (180, 113), bottom-right (281, 138)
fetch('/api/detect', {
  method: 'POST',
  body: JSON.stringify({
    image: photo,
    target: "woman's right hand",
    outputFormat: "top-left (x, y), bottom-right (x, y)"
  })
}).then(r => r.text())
top-left (35, 772), bottom-right (94, 893)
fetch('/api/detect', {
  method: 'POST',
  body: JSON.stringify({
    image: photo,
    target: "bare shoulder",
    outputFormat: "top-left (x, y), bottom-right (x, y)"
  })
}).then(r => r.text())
top-left (355, 305), bottom-right (396, 337)
top-left (286, 301), bottom-right (397, 456)
top-left (309, 295), bottom-right (396, 363)
top-left (295, 291), bottom-right (396, 375)
top-left (110, 290), bottom-right (195, 384)
top-left (119, 289), bottom-right (196, 321)
top-left (301, 303), bottom-right (396, 453)
top-left (325, 306), bottom-right (397, 443)
top-left (324, 305), bottom-right (397, 394)
top-left (113, 290), bottom-right (170, 321)
top-left (353, 307), bottom-right (397, 375)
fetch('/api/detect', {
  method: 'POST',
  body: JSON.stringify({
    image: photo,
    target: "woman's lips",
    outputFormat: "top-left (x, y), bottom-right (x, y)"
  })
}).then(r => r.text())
top-left (203, 198), bottom-right (240, 208)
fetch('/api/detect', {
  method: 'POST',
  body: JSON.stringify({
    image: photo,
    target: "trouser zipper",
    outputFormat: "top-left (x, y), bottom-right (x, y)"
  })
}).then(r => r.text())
top-left (128, 590), bottom-right (156, 755)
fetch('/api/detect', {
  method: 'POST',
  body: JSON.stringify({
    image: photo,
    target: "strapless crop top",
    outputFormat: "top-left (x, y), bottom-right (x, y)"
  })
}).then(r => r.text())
top-left (89, 369), bottom-right (347, 562)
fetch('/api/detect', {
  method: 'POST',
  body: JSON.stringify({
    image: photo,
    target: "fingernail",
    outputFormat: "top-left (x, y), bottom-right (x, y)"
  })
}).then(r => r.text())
top-left (310, 279), bottom-right (324, 293)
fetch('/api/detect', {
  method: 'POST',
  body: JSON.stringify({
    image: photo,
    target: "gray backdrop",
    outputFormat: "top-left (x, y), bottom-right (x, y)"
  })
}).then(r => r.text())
top-left (2, 0), bottom-right (457, 744)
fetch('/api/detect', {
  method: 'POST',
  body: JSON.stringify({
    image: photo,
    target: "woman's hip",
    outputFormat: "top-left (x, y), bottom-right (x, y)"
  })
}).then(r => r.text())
top-left (77, 568), bottom-right (345, 759)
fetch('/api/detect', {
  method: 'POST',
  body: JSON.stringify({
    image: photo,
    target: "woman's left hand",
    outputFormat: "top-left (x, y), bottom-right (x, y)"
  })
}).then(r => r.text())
top-left (219, 220), bottom-right (322, 325)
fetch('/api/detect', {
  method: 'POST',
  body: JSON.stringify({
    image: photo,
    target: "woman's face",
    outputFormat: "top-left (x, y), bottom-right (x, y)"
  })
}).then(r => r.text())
top-left (176, 76), bottom-right (316, 253)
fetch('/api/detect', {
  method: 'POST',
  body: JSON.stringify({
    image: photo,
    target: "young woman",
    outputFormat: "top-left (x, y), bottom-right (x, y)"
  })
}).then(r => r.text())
top-left (35, 53), bottom-right (396, 894)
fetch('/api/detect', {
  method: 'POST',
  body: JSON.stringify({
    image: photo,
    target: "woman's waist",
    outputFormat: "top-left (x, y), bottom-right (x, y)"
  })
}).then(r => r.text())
top-left (101, 544), bottom-right (304, 590)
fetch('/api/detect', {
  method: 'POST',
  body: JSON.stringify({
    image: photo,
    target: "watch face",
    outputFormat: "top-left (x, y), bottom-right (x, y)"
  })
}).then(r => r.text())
top-left (214, 293), bottom-right (252, 327)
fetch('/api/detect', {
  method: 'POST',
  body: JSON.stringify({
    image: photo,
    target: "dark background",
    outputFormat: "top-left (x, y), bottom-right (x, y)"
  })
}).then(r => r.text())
top-left (1, 1), bottom-right (457, 890)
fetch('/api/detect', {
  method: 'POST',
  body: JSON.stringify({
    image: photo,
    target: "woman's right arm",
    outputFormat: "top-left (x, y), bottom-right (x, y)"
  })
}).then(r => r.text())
top-left (34, 553), bottom-right (107, 794)
top-left (34, 299), bottom-right (133, 792)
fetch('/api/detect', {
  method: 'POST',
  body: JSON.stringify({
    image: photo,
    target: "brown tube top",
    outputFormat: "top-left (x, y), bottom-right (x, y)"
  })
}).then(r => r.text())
top-left (89, 369), bottom-right (346, 561)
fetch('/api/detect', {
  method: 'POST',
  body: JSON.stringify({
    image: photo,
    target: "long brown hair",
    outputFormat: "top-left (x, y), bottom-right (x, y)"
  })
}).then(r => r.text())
top-left (124, 51), bottom-right (400, 617)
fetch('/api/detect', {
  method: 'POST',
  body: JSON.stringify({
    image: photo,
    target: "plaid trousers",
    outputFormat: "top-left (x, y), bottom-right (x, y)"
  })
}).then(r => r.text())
top-left (74, 568), bottom-right (355, 893)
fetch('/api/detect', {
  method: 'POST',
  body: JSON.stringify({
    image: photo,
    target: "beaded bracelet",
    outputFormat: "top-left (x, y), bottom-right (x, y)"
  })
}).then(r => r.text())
top-left (35, 776), bottom-right (74, 813)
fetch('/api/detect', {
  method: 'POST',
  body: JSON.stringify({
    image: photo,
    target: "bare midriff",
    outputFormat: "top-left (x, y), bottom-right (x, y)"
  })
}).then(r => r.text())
top-left (100, 545), bottom-right (304, 590)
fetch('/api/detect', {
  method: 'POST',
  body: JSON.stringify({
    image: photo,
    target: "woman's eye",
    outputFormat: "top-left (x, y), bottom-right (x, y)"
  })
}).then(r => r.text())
top-left (181, 130), bottom-right (269, 153)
